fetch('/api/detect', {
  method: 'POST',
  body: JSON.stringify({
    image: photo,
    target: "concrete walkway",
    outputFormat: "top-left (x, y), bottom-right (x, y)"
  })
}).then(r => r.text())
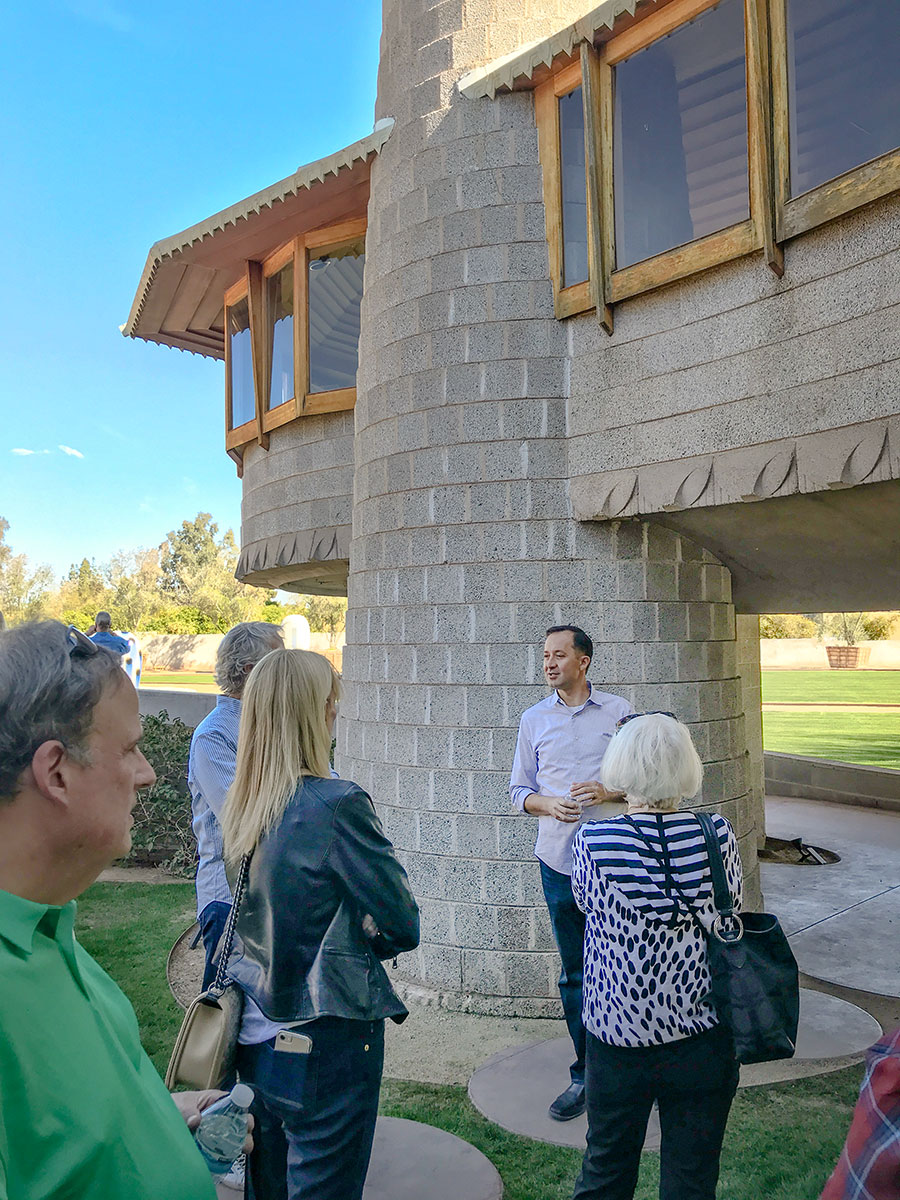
top-left (763, 796), bottom-right (900, 997)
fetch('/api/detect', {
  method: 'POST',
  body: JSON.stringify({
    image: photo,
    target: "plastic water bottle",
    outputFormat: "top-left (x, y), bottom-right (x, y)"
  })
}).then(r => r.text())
top-left (194, 1083), bottom-right (254, 1175)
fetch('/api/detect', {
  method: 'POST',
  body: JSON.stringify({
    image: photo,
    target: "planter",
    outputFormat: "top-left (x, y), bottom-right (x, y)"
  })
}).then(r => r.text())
top-left (826, 645), bottom-right (871, 669)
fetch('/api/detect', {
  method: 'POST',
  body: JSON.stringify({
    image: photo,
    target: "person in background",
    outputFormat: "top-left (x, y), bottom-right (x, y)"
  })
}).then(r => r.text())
top-left (88, 611), bottom-right (130, 656)
top-left (222, 649), bottom-right (420, 1200)
top-left (570, 712), bottom-right (741, 1200)
top-left (0, 620), bottom-right (251, 1199)
top-left (189, 621), bottom-right (284, 991)
top-left (509, 624), bottom-right (633, 1121)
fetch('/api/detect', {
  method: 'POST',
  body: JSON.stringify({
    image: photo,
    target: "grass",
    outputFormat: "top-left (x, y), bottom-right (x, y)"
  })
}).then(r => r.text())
top-left (76, 882), bottom-right (862, 1200)
top-left (761, 669), bottom-right (900, 705)
top-left (763, 711), bottom-right (900, 769)
top-left (141, 671), bottom-right (218, 693)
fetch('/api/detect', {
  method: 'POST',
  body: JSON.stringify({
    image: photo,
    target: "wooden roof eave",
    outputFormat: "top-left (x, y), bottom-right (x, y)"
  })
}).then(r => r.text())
top-left (122, 122), bottom-right (393, 357)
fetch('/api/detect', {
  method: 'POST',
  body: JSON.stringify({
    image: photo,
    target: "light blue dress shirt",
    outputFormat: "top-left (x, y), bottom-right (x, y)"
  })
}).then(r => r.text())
top-left (509, 685), bottom-right (634, 875)
top-left (188, 695), bottom-right (241, 917)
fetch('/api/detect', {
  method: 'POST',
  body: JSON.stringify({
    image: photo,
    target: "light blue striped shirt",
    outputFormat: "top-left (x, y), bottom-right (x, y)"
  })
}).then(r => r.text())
top-left (188, 696), bottom-right (240, 917)
top-left (509, 685), bottom-right (634, 875)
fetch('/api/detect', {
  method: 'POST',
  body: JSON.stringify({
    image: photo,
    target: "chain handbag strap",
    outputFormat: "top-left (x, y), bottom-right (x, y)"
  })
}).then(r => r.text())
top-left (209, 852), bottom-right (252, 998)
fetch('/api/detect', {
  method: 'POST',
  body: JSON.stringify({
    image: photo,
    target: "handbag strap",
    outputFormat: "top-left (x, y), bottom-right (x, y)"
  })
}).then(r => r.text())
top-left (694, 812), bottom-right (735, 919)
top-left (620, 815), bottom-right (703, 929)
top-left (209, 852), bottom-right (252, 996)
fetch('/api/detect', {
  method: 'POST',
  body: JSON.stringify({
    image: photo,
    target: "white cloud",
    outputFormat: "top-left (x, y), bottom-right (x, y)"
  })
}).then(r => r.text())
top-left (59, 445), bottom-right (85, 459)
top-left (11, 448), bottom-right (50, 456)
top-left (64, 0), bottom-right (134, 34)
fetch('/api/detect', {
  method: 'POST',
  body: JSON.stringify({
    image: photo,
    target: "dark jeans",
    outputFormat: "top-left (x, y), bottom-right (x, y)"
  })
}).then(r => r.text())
top-left (539, 859), bottom-right (586, 1085)
top-left (198, 900), bottom-right (232, 991)
top-left (236, 1016), bottom-right (384, 1200)
top-left (573, 1024), bottom-right (739, 1200)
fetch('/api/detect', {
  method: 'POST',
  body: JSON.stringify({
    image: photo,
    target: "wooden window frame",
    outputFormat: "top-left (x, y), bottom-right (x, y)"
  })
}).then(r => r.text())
top-left (224, 216), bottom-right (365, 453)
top-left (770, 0), bottom-right (900, 243)
top-left (535, 60), bottom-right (593, 319)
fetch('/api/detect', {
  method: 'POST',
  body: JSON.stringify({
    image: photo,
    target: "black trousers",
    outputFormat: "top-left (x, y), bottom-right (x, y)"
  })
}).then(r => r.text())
top-left (573, 1024), bottom-right (739, 1200)
top-left (236, 1016), bottom-right (384, 1200)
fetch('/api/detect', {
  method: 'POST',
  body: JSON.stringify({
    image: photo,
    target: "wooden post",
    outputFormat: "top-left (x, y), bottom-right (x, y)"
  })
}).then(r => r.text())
top-left (581, 40), bottom-right (614, 334)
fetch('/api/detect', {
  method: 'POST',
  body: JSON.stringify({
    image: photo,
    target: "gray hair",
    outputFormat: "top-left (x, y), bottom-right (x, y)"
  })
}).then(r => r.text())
top-left (601, 713), bottom-right (703, 806)
top-left (95, 611), bottom-right (112, 630)
top-left (0, 621), bottom-right (124, 803)
top-left (215, 621), bottom-right (283, 697)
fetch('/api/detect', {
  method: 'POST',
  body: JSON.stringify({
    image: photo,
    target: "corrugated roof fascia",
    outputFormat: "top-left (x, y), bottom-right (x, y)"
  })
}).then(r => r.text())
top-left (458, 0), bottom-right (642, 99)
top-left (123, 121), bottom-right (393, 341)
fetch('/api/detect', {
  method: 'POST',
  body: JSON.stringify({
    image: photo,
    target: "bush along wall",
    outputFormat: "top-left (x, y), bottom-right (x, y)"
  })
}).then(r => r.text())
top-left (129, 710), bottom-right (196, 876)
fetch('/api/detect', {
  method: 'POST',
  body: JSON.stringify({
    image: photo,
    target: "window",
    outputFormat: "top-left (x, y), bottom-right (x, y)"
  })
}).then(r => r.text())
top-left (536, 62), bottom-right (592, 318)
top-left (225, 291), bottom-right (255, 448)
top-left (774, 0), bottom-right (900, 239)
top-left (613, 0), bottom-right (749, 269)
top-left (224, 218), bottom-right (365, 453)
top-left (534, 0), bottom-right (899, 324)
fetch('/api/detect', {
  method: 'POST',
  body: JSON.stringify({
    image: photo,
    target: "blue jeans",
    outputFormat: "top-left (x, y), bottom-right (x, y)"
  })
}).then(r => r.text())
top-left (236, 1017), bottom-right (384, 1200)
top-left (539, 859), bottom-right (586, 1085)
top-left (198, 900), bottom-right (232, 991)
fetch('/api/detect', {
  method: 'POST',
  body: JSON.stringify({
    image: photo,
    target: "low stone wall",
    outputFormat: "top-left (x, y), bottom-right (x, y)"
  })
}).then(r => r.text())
top-left (761, 639), bottom-right (900, 669)
top-left (765, 751), bottom-right (900, 812)
top-left (139, 689), bottom-right (217, 728)
top-left (139, 631), bottom-right (345, 671)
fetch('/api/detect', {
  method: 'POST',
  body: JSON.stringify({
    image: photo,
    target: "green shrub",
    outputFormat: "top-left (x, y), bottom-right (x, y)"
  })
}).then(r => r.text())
top-left (759, 614), bottom-right (819, 639)
top-left (130, 711), bottom-right (196, 876)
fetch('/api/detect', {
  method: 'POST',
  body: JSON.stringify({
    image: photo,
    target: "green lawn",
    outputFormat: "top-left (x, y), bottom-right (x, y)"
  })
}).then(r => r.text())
top-left (141, 671), bottom-right (217, 693)
top-left (76, 882), bottom-right (861, 1200)
top-left (763, 711), bottom-right (900, 769)
top-left (761, 669), bottom-right (900, 705)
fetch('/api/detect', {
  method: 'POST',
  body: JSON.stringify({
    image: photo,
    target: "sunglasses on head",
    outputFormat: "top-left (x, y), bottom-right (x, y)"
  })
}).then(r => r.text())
top-left (615, 710), bottom-right (676, 731)
top-left (66, 625), bottom-right (99, 658)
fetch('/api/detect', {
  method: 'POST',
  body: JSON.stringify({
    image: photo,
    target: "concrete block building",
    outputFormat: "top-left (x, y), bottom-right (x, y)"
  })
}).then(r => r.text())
top-left (127, 0), bottom-right (900, 1014)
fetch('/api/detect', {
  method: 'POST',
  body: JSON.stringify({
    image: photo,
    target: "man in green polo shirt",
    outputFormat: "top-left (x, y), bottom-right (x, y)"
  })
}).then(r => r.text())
top-left (0, 620), bottom-right (249, 1199)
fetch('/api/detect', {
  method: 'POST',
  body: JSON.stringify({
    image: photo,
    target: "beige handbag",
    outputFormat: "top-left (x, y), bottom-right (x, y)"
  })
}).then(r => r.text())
top-left (165, 854), bottom-right (252, 1091)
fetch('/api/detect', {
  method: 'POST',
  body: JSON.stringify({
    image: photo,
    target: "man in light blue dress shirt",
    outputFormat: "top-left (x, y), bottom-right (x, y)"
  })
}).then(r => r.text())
top-left (189, 621), bottom-right (283, 988)
top-left (510, 625), bottom-right (633, 1121)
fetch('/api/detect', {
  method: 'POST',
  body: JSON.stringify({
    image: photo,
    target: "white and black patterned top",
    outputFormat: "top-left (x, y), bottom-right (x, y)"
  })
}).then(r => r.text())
top-left (572, 811), bottom-right (743, 1048)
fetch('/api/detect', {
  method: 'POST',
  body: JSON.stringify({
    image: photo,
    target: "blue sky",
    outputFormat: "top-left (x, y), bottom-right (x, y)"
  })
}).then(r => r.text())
top-left (0, 0), bottom-right (381, 578)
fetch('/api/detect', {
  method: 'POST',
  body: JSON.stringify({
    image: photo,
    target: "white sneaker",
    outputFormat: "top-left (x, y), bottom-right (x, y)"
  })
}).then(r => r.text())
top-left (219, 1155), bottom-right (245, 1191)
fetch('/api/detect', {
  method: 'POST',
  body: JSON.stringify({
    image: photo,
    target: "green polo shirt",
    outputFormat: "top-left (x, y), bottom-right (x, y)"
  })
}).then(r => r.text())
top-left (0, 887), bottom-right (216, 1200)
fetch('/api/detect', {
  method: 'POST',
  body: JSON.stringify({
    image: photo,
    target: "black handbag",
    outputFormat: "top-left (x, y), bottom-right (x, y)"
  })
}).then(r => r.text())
top-left (623, 812), bottom-right (800, 1065)
top-left (693, 812), bottom-right (799, 1065)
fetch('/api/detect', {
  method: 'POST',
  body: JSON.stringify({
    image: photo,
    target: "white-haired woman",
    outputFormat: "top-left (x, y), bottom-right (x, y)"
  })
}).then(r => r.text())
top-left (570, 712), bottom-right (742, 1200)
top-left (221, 649), bottom-right (419, 1200)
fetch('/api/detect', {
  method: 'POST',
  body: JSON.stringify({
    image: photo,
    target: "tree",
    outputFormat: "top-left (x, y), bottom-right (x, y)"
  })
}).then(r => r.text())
top-left (297, 595), bottom-right (348, 643)
top-left (0, 519), bottom-right (54, 624)
top-left (759, 614), bottom-right (818, 639)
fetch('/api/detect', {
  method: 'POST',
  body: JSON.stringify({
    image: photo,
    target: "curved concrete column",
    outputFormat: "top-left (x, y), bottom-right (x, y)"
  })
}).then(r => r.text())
top-left (339, 0), bottom-right (760, 1014)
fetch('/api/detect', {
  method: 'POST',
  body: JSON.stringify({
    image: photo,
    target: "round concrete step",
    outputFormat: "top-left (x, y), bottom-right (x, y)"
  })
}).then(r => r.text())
top-left (468, 988), bottom-right (881, 1149)
top-left (363, 1117), bottom-right (503, 1200)
top-left (216, 1116), bottom-right (503, 1199)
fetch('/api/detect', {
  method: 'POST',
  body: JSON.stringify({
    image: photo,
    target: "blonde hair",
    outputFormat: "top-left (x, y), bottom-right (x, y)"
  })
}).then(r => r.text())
top-left (601, 713), bottom-right (703, 807)
top-left (222, 649), bottom-right (340, 861)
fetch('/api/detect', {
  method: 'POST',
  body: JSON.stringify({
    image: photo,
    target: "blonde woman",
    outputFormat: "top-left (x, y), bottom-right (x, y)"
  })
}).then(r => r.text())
top-left (221, 649), bottom-right (419, 1200)
top-left (570, 713), bottom-right (742, 1200)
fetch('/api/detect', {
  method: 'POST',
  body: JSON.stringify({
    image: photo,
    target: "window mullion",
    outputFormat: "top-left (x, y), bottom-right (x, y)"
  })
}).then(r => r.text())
top-left (296, 237), bottom-right (310, 412)
top-left (247, 260), bottom-right (269, 450)
top-left (747, 0), bottom-right (784, 275)
top-left (767, 0), bottom-right (791, 245)
top-left (580, 40), bottom-right (614, 335)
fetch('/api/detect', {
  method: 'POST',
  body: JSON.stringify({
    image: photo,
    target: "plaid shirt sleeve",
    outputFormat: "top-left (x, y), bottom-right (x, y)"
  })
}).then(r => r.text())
top-left (820, 1027), bottom-right (900, 1200)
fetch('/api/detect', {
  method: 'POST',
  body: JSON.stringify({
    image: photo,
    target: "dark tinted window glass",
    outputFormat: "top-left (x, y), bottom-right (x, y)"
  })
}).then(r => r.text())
top-left (614, 0), bottom-right (749, 268)
top-left (308, 251), bottom-right (365, 394)
top-left (559, 86), bottom-right (589, 287)
top-left (228, 297), bottom-right (254, 428)
top-left (267, 262), bottom-right (294, 411)
top-left (787, 0), bottom-right (900, 197)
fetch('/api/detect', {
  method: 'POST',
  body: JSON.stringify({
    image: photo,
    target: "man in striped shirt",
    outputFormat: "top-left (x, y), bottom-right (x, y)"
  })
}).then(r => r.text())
top-left (189, 621), bottom-right (283, 989)
top-left (509, 625), bottom-right (633, 1121)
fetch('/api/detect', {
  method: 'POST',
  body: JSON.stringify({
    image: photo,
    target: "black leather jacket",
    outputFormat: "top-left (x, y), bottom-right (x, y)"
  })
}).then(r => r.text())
top-left (226, 776), bottom-right (419, 1024)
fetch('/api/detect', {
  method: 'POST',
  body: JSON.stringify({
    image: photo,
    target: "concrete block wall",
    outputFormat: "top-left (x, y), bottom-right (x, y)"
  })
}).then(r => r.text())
top-left (339, 0), bottom-right (759, 1013)
top-left (567, 194), bottom-right (900, 481)
top-left (240, 409), bottom-right (355, 572)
